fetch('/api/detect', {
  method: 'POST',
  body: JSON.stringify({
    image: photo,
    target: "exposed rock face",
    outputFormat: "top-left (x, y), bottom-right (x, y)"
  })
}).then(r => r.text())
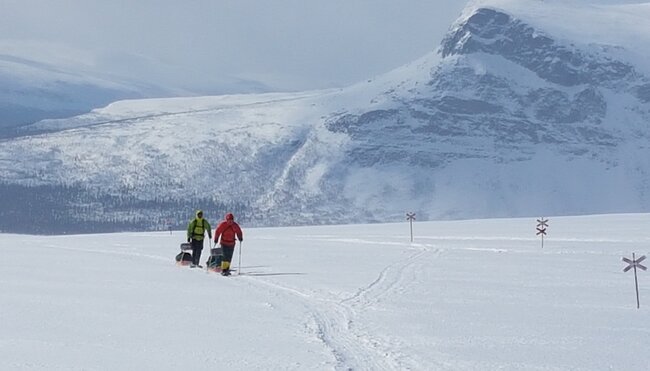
top-left (440, 8), bottom-right (635, 87)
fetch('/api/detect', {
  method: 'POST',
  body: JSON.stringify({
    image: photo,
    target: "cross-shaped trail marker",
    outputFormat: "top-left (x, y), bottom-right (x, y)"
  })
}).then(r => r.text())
top-left (622, 253), bottom-right (647, 309)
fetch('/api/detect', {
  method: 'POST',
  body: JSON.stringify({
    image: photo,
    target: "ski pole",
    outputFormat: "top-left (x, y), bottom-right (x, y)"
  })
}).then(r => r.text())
top-left (236, 241), bottom-right (241, 275)
top-left (206, 240), bottom-right (213, 271)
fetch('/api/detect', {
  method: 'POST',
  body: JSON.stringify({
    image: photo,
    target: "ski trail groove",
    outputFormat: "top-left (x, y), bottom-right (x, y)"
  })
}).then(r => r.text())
top-left (40, 238), bottom-right (444, 369)
top-left (236, 243), bottom-right (445, 370)
top-left (238, 277), bottom-right (392, 370)
top-left (340, 245), bottom-right (435, 310)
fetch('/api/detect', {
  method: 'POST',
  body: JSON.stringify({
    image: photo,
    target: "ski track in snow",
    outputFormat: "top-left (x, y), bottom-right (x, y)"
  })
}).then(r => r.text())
top-left (16, 223), bottom-right (650, 370)
top-left (35, 237), bottom-right (437, 369)
top-left (233, 240), bottom-right (446, 371)
top-left (43, 233), bottom-right (624, 370)
top-left (33, 231), bottom-right (638, 370)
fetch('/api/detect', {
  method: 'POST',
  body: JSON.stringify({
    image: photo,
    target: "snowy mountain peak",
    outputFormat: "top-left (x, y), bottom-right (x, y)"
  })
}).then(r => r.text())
top-left (440, 7), bottom-right (637, 88)
top-left (3, 0), bottom-right (650, 233)
top-left (456, 0), bottom-right (650, 66)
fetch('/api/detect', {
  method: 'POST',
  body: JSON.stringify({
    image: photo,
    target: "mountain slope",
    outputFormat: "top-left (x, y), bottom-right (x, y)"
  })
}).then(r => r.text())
top-left (0, 49), bottom-right (176, 132)
top-left (2, 0), bottom-right (650, 233)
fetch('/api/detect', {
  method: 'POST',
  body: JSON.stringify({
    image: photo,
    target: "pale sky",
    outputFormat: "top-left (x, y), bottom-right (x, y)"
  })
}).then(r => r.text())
top-left (0, 0), bottom-right (466, 94)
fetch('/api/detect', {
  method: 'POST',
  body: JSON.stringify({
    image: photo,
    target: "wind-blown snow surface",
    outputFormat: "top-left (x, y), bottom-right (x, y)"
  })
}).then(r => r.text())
top-left (2, 213), bottom-right (649, 370)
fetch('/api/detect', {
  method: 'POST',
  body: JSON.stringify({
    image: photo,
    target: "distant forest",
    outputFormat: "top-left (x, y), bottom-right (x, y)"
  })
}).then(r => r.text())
top-left (0, 182), bottom-right (251, 235)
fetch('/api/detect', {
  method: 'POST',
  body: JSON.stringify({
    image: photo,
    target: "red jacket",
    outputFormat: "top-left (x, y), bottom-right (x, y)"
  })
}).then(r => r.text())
top-left (214, 220), bottom-right (243, 247)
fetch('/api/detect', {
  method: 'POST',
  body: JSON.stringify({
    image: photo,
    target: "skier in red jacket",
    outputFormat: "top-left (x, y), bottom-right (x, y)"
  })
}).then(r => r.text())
top-left (213, 212), bottom-right (243, 276)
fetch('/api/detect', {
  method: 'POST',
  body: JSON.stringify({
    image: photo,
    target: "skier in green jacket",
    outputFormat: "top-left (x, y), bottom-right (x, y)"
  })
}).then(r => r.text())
top-left (186, 210), bottom-right (212, 268)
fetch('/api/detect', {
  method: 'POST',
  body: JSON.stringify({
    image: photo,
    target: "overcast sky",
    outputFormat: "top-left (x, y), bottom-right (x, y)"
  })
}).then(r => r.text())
top-left (1, 0), bottom-right (466, 94)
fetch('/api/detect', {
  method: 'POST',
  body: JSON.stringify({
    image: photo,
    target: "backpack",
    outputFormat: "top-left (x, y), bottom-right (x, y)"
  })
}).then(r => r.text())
top-left (191, 218), bottom-right (207, 238)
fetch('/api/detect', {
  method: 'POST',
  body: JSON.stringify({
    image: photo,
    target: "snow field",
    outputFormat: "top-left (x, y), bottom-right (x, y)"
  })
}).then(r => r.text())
top-left (1, 213), bottom-right (650, 370)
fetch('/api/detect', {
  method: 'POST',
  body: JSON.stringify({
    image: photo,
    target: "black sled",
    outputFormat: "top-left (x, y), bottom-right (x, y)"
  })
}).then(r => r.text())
top-left (205, 247), bottom-right (224, 272)
top-left (175, 242), bottom-right (193, 266)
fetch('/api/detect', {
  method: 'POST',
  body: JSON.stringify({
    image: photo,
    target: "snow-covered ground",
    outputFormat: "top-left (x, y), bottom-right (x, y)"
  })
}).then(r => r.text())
top-left (2, 213), bottom-right (649, 370)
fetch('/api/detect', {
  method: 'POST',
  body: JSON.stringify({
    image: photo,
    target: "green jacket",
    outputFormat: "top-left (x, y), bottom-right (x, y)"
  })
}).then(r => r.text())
top-left (187, 212), bottom-right (212, 241)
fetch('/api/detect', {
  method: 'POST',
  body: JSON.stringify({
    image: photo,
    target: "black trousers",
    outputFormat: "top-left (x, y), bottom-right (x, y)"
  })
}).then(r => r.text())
top-left (191, 239), bottom-right (204, 265)
top-left (221, 244), bottom-right (235, 264)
